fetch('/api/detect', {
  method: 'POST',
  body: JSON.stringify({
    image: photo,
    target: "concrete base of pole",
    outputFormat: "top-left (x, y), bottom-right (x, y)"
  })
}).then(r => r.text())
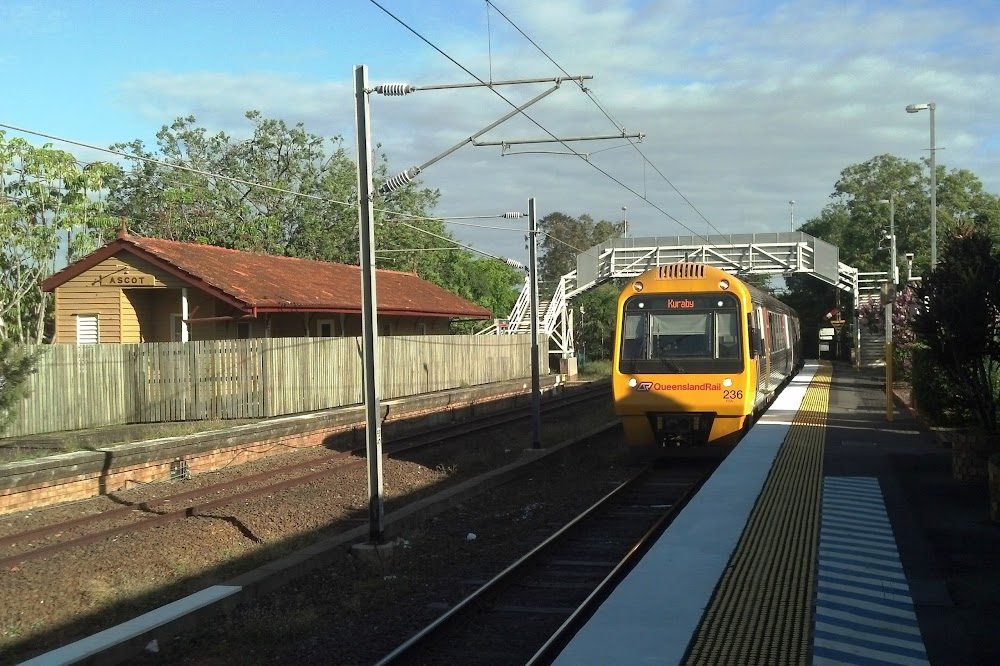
top-left (351, 541), bottom-right (395, 564)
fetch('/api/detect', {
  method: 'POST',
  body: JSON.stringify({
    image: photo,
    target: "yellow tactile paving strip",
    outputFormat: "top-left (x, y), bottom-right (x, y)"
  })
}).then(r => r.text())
top-left (684, 362), bottom-right (832, 666)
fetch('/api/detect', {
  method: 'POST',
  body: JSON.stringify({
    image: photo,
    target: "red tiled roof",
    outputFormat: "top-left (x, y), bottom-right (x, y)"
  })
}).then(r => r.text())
top-left (42, 235), bottom-right (492, 320)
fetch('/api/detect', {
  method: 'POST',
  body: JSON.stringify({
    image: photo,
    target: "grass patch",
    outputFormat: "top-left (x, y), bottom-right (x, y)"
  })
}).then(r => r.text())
top-left (578, 359), bottom-right (611, 380)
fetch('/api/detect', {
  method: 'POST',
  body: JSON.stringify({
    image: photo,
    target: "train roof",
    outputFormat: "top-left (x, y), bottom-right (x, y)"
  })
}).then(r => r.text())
top-left (624, 263), bottom-right (798, 317)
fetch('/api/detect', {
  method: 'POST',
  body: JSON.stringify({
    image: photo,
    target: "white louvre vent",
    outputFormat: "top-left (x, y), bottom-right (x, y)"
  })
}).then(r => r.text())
top-left (76, 314), bottom-right (99, 345)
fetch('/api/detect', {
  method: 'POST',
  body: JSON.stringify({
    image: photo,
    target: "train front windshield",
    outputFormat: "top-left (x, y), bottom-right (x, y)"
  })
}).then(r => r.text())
top-left (619, 293), bottom-right (743, 374)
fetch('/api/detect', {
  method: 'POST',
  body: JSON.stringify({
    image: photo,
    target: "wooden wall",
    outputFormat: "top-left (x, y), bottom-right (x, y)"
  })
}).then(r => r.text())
top-left (2, 334), bottom-right (544, 437)
top-left (52, 255), bottom-right (183, 343)
top-left (52, 253), bottom-right (461, 344)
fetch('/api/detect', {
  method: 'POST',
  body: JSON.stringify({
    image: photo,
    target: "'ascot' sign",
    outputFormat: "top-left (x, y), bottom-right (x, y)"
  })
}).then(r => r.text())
top-left (99, 272), bottom-right (157, 287)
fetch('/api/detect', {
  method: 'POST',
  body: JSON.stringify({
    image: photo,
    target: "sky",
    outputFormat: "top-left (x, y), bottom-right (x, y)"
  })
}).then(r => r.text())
top-left (2, 0), bottom-right (999, 265)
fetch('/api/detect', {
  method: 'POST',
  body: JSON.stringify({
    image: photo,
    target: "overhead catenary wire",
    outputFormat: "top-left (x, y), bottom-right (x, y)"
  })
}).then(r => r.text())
top-left (0, 122), bottom-right (352, 208)
top-left (483, 0), bottom-right (723, 238)
top-left (2, 120), bottom-right (612, 273)
top-left (486, 0), bottom-right (722, 234)
top-left (366, 0), bottom-right (714, 244)
top-left (0, 122), bottom-right (527, 261)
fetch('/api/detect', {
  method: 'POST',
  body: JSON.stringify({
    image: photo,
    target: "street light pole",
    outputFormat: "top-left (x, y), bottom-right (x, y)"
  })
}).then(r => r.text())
top-left (789, 200), bottom-right (795, 232)
top-left (622, 206), bottom-right (627, 238)
top-left (906, 102), bottom-right (937, 267)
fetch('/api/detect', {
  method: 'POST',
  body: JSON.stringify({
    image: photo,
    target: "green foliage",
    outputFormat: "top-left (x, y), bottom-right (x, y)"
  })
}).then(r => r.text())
top-left (909, 342), bottom-right (971, 426)
top-left (0, 131), bottom-right (119, 343)
top-left (108, 112), bottom-right (354, 257)
top-left (911, 224), bottom-right (1000, 433)
top-left (438, 254), bottom-right (522, 333)
top-left (0, 341), bottom-right (42, 432)
top-left (789, 152), bottom-right (1000, 366)
top-left (578, 359), bottom-right (611, 379)
top-left (575, 283), bottom-right (620, 361)
top-left (105, 111), bottom-right (519, 317)
top-left (106, 112), bottom-right (445, 270)
top-left (536, 211), bottom-right (623, 358)
top-left (537, 212), bottom-right (621, 288)
top-left (797, 153), bottom-right (1000, 279)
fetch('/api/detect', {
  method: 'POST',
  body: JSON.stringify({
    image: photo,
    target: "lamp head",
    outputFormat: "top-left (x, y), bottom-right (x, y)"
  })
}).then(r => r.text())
top-left (906, 103), bottom-right (930, 113)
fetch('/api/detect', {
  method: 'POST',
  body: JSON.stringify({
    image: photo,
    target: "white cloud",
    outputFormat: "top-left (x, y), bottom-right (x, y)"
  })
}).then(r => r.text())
top-left (103, 0), bottom-right (1000, 260)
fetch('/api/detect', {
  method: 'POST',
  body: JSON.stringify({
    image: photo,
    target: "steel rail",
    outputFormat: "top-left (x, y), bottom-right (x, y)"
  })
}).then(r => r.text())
top-left (374, 457), bottom-right (718, 665)
top-left (0, 385), bottom-right (609, 567)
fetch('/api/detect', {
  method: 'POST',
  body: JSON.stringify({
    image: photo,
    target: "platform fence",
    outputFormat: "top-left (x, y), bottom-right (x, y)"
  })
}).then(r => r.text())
top-left (2, 334), bottom-right (543, 437)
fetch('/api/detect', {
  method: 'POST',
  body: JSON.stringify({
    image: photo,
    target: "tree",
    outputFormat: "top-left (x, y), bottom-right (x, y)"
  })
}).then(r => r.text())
top-left (574, 283), bottom-right (620, 361)
top-left (105, 111), bottom-right (526, 317)
top-left (820, 154), bottom-right (926, 272)
top-left (438, 253), bottom-right (523, 333)
top-left (0, 131), bottom-right (119, 343)
top-left (800, 153), bottom-right (1000, 276)
top-left (911, 224), bottom-right (1000, 433)
top-left (537, 212), bottom-right (621, 287)
top-left (0, 340), bottom-right (41, 433)
top-left (106, 112), bottom-right (446, 271)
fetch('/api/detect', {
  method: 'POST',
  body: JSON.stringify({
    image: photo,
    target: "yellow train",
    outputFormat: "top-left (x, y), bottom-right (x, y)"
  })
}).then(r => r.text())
top-left (612, 263), bottom-right (802, 448)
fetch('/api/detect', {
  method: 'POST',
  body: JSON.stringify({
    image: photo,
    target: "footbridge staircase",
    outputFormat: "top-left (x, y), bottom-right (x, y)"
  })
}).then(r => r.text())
top-left (479, 232), bottom-right (890, 365)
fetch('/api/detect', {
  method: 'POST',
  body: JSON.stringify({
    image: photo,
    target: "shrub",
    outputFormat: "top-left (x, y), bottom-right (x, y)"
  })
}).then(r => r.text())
top-left (0, 341), bottom-right (42, 433)
top-left (911, 224), bottom-right (1000, 433)
top-left (910, 342), bottom-right (972, 426)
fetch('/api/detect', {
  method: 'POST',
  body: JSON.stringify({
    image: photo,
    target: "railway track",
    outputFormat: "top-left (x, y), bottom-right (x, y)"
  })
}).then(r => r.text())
top-left (0, 384), bottom-right (608, 569)
top-left (373, 457), bottom-right (720, 666)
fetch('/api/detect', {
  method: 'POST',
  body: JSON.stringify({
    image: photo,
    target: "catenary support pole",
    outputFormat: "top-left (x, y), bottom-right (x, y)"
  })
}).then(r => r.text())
top-left (354, 65), bottom-right (385, 542)
top-left (529, 197), bottom-right (542, 449)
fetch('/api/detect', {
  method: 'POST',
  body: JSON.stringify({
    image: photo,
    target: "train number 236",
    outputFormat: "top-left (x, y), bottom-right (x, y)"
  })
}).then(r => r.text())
top-left (723, 390), bottom-right (744, 400)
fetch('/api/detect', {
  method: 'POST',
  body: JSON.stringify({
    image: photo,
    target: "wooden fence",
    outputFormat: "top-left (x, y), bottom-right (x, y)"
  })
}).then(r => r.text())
top-left (2, 334), bottom-right (542, 438)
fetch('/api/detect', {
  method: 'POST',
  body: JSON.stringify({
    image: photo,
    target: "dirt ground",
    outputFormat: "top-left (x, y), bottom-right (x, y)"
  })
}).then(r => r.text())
top-left (0, 395), bottom-right (623, 665)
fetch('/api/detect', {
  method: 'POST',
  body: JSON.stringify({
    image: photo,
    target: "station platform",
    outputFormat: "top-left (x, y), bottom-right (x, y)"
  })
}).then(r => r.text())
top-left (553, 360), bottom-right (999, 666)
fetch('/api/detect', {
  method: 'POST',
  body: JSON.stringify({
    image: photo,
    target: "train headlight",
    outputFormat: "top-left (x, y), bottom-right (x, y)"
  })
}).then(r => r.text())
top-left (723, 378), bottom-right (733, 387)
top-left (628, 378), bottom-right (638, 387)
top-left (719, 279), bottom-right (730, 290)
top-left (633, 281), bottom-right (644, 292)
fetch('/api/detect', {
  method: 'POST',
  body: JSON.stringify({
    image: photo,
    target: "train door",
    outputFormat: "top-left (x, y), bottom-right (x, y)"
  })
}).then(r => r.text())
top-left (755, 305), bottom-right (767, 408)
top-left (782, 313), bottom-right (791, 375)
top-left (762, 307), bottom-right (772, 393)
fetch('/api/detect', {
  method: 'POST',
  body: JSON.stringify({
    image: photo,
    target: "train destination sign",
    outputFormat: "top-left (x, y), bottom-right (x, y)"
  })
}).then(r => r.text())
top-left (625, 294), bottom-right (739, 312)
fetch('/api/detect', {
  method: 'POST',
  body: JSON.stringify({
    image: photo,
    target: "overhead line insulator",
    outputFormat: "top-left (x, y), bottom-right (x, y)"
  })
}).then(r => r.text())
top-left (372, 83), bottom-right (415, 96)
top-left (378, 167), bottom-right (421, 195)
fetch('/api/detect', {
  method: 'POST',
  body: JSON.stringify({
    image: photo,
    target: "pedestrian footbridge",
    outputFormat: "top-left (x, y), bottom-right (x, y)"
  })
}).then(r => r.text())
top-left (479, 232), bottom-right (889, 361)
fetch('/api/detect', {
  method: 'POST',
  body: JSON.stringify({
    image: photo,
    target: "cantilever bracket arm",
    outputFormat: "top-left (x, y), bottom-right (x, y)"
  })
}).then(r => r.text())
top-left (414, 84), bottom-right (563, 174)
top-left (473, 131), bottom-right (645, 147)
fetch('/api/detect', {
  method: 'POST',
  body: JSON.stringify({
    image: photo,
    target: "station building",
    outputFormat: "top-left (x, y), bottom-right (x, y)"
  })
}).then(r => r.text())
top-left (41, 231), bottom-right (492, 344)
